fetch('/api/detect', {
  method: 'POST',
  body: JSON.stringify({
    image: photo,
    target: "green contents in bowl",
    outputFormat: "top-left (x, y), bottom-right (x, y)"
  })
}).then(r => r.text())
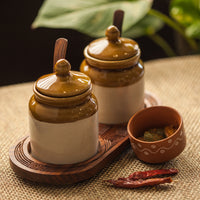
top-left (144, 128), bottom-right (165, 141)
top-left (138, 125), bottom-right (177, 142)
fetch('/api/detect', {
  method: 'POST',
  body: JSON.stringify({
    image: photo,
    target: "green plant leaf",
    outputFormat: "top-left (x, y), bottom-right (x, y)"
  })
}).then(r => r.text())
top-left (32, 0), bottom-right (153, 37)
top-left (170, 0), bottom-right (200, 39)
top-left (123, 14), bottom-right (164, 38)
top-left (186, 21), bottom-right (200, 39)
top-left (170, 0), bottom-right (200, 26)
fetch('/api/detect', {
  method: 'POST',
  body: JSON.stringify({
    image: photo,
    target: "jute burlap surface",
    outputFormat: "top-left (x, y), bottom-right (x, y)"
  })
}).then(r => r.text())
top-left (0, 55), bottom-right (200, 200)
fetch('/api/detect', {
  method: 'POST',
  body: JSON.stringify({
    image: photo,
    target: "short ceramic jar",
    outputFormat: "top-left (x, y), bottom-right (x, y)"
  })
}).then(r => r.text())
top-left (29, 59), bottom-right (99, 164)
top-left (80, 25), bottom-right (144, 124)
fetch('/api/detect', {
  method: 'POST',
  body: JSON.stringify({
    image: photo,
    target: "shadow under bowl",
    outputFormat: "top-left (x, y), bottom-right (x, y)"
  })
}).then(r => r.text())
top-left (127, 106), bottom-right (186, 163)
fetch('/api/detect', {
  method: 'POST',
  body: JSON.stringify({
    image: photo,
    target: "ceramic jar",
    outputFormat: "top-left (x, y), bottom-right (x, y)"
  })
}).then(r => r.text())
top-left (80, 25), bottom-right (144, 124)
top-left (29, 59), bottom-right (98, 164)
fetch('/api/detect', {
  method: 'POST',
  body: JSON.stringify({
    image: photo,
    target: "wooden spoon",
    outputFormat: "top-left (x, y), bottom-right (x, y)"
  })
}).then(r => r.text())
top-left (113, 10), bottom-right (124, 36)
top-left (53, 38), bottom-right (68, 67)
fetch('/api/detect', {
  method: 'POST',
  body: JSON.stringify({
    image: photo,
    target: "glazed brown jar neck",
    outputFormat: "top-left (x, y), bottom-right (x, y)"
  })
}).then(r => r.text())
top-left (29, 94), bottom-right (98, 123)
top-left (29, 85), bottom-right (98, 123)
top-left (80, 60), bottom-right (144, 87)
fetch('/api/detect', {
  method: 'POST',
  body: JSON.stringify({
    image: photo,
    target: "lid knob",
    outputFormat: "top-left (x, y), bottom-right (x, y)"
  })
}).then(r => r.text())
top-left (105, 25), bottom-right (120, 43)
top-left (54, 59), bottom-right (71, 76)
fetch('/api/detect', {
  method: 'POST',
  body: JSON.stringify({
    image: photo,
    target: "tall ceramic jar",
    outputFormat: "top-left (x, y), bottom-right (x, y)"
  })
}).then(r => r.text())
top-left (29, 59), bottom-right (98, 164)
top-left (80, 25), bottom-right (144, 124)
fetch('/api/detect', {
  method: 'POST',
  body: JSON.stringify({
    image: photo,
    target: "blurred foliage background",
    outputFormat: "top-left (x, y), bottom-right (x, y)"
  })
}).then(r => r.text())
top-left (0, 0), bottom-right (199, 86)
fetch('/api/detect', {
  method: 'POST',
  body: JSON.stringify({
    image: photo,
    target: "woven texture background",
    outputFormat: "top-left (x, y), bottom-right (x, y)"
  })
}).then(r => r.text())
top-left (1, 55), bottom-right (200, 199)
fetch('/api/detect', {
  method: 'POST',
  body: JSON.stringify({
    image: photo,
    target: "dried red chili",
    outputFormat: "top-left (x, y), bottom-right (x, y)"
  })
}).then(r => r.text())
top-left (126, 168), bottom-right (178, 180)
top-left (105, 177), bottom-right (172, 188)
top-left (104, 168), bottom-right (178, 189)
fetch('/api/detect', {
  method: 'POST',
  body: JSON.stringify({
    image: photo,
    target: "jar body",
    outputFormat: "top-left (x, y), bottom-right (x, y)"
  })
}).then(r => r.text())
top-left (80, 60), bottom-right (144, 124)
top-left (93, 79), bottom-right (144, 124)
top-left (29, 94), bottom-right (98, 164)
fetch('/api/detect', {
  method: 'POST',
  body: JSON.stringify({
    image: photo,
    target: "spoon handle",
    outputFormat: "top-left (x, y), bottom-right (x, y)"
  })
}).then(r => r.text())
top-left (53, 38), bottom-right (68, 67)
top-left (113, 10), bottom-right (124, 36)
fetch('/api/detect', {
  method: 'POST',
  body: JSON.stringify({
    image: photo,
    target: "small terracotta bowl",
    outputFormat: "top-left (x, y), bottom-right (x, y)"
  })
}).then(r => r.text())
top-left (127, 106), bottom-right (186, 163)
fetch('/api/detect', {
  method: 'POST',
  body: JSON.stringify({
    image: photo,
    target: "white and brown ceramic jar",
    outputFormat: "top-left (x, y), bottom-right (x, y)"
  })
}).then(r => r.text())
top-left (29, 59), bottom-right (98, 164)
top-left (80, 25), bottom-right (144, 124)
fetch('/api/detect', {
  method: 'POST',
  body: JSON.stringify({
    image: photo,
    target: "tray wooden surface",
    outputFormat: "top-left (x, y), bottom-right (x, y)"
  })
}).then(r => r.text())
top-left (9, 92), bottom-right (160, 185)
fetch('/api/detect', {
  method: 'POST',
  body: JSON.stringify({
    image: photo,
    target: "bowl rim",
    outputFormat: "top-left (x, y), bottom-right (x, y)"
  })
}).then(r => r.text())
top-left (127, 105), bottom-right (183, 144)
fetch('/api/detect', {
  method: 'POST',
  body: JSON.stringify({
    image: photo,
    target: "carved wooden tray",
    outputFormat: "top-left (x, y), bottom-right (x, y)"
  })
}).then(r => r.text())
top-left (9, 92), bottom-right (160, 185)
